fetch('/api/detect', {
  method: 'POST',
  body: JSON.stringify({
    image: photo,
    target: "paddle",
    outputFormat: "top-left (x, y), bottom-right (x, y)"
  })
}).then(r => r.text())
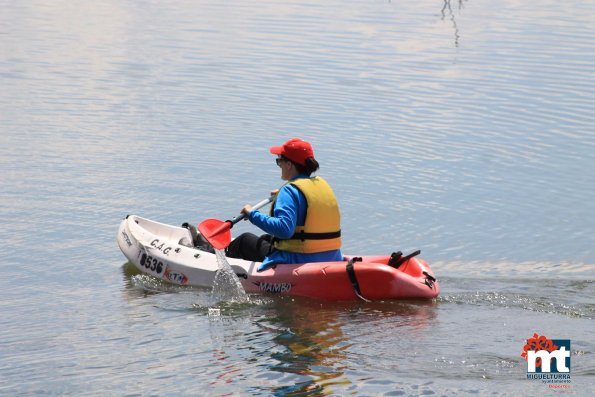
top-left (197, 197), bottom-right (273, 250)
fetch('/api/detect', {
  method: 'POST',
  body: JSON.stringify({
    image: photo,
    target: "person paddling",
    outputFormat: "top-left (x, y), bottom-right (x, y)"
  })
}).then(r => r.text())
top-left (225, 138), bottom-right (343, 271)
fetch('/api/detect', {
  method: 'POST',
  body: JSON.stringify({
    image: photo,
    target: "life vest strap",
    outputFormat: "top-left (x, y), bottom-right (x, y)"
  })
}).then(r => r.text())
top-left (289, 230), bottom-right (341, 241)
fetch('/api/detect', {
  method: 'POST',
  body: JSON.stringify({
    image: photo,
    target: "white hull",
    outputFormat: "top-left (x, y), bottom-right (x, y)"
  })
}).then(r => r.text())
top-left (117, 215), bottom-right (256, 287)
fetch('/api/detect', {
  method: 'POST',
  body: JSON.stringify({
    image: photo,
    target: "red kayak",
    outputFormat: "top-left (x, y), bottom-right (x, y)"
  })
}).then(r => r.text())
top-left (239, 254), bottom-right (439, 301)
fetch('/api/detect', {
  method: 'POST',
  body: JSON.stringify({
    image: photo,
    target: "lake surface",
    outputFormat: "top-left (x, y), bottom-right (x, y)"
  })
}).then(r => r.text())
top-left (1, 0), bottom-right (593, 395)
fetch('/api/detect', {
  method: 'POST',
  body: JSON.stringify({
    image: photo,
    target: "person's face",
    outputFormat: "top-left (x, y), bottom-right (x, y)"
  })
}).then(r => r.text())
top-left (276, 156), bottom-right (296, 180)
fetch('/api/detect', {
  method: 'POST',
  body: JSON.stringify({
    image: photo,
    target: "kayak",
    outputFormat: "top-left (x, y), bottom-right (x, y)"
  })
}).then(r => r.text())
top-left (117, 215), bottom-right (440, 301)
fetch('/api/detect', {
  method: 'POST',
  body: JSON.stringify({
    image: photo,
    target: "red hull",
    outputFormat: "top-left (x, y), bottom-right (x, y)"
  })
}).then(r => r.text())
top-left (241, 255), bottom-right (439, 301)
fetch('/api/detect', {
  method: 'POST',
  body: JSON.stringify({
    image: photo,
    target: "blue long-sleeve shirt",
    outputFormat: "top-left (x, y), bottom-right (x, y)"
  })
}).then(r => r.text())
top-left (248, 175), bottom-right (343, 271)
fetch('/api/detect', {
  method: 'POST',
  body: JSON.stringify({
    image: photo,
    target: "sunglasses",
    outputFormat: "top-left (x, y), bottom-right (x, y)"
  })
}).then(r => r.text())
top-left (275, 157), bottom-right (288, 167)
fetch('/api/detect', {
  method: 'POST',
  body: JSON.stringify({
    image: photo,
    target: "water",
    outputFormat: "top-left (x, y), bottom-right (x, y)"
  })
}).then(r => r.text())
top-left (211, 249), bottom-right (250, 303)
top-left (1, 0), bottom-right (594, 395)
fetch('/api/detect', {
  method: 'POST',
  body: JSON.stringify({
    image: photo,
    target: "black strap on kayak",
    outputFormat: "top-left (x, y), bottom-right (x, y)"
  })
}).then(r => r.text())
top-left (389, 250), bottom-right (421, 269)
top-left (346, 257), bottom-right (370, 302)
top-left (423, 271), bottom-right (437, 289)
top-left (387, 251), bottom-right (403, 268)
top-left (289, 230), bottom-right (341, 241)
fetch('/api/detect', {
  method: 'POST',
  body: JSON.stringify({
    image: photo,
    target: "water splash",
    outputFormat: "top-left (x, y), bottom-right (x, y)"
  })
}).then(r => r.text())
top-left (211, 249), bottom-right (249, 303)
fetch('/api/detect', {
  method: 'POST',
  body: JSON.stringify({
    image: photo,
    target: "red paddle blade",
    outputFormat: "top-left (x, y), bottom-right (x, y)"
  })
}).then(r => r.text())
top-left (197, 219), bottom-right (232, 250)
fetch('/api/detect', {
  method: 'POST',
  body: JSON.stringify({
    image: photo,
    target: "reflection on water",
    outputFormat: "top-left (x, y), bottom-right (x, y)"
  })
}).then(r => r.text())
top-left (264, 300), bottom-right (351, 395)
top-left (259, 298), bottom-right (437, 395)
top-left (441, 0), bottom-right (466, 47)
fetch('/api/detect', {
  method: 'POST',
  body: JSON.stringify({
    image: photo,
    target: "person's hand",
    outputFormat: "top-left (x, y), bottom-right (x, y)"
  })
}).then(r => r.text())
top-left (270, 189), bottom-right (279, 197)
top-left (240, 204), bottom-right (252, 220)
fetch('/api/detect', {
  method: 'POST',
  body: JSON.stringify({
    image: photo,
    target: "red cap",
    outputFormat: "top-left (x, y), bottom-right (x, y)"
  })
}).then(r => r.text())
top-left (269, 138), bottom-right (315, 166)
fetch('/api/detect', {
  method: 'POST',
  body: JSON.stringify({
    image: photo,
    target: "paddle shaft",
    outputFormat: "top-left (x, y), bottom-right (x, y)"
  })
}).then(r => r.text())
top-left (208, 197), bottom-right (273, 237)
top-left (227, 197), bottom-right (273, 226)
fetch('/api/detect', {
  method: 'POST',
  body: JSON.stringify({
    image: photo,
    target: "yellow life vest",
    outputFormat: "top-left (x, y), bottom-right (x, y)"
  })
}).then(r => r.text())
top-left (271, 176), bottom-right (341, 253)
